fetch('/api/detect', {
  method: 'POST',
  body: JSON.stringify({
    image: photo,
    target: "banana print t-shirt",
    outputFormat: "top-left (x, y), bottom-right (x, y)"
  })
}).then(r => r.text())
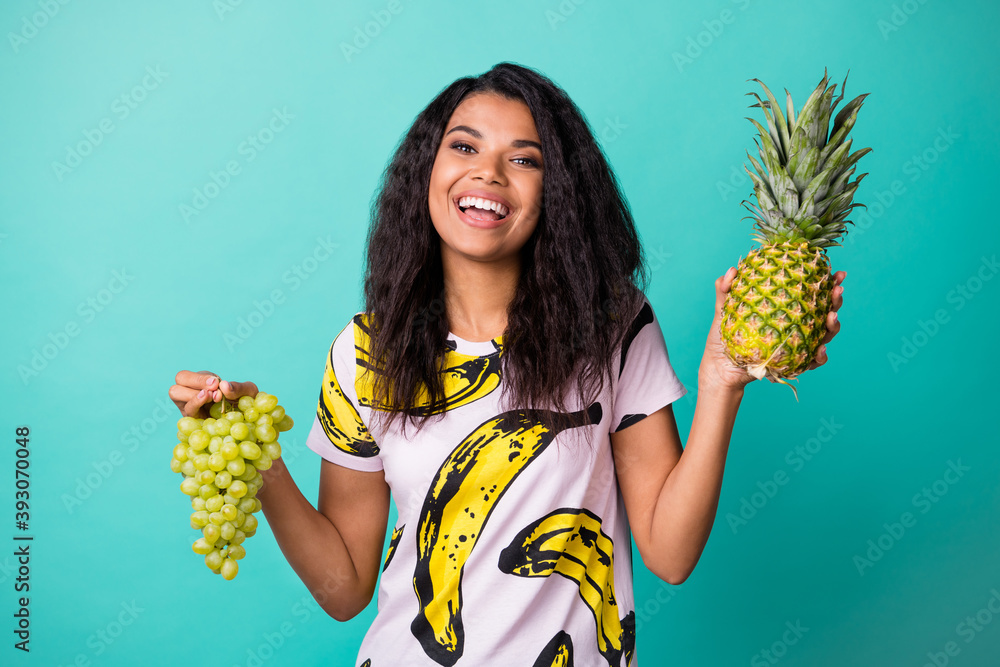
top-left (305, 296), bottom-right (687, 667)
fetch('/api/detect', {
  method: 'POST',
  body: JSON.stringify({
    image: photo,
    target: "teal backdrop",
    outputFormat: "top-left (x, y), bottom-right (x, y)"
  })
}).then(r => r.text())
top-left (2, 1), bottom-right (998, 665)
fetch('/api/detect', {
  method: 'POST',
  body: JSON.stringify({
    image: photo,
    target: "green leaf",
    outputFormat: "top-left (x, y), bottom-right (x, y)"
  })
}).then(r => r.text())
top-left (750, 79), bottom-right (791, 160)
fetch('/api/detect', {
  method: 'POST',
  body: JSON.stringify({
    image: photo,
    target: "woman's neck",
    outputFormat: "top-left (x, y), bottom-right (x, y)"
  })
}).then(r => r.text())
top-left (441, 251), bottom-right (520, 343)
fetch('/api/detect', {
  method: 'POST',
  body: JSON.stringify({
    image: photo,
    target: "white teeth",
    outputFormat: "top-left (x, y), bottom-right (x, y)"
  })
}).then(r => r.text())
top-left (457, 196), bottom-right (509, 217)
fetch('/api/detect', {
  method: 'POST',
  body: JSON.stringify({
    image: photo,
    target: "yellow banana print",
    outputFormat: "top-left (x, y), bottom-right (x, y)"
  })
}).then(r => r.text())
top-left (498, 508), bottom-right (635, 667)
top-left (532, 631), bottom-right (574, 667)
top-left (352, 313), bottom-right (502, 415)
top-left (411, 403), bottom-right (604, 666)
top-left (383, 525), bottom-right (404, 573)
top-left (317, 338), bottom-right (378, 457)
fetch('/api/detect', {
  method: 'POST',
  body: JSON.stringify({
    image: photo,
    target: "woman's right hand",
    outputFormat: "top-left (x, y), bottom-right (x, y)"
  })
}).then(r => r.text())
top-left (169, 370), bottom-right (259, 419)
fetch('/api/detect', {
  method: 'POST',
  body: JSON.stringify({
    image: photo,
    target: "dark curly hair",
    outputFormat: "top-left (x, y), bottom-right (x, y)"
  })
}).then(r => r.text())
top-left (362, 61), bottom-right (649, 436)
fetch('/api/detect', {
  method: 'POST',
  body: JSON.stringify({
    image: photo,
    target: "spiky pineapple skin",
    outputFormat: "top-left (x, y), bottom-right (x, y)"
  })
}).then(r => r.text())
top-left (720, 241), bottom-right (834, 380)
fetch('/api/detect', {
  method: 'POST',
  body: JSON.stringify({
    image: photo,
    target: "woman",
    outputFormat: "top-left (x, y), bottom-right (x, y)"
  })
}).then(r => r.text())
top-left (169, 62), bottom-right (843, 666)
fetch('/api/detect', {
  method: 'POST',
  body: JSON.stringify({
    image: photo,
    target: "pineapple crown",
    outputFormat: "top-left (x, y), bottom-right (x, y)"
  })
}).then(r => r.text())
top-left (743, 69), bottom-right (871, 249)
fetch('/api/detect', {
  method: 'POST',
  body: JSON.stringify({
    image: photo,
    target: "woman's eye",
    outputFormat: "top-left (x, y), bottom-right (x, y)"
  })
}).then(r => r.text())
top-left (451, 142), bottom-right (539, 167)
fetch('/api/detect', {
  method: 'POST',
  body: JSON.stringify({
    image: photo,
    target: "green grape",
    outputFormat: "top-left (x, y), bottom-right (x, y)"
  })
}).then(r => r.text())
top-left (191, 454), bottom-right (209, 472)
top-left (220, 441), bottom-right (240, 461)
top-left (202, 524), bottom-right (221, 545)
top-left (254, 453), bottom-right (273, 471)
top-left (220, 522), bottom-right (236, 541)
top-left (208, 453), bottom-right (227, 472)
top-left (178, 417), bottom-right (199, 435)
top-left (254, 393), bottom-right (278, 412)
top-left (230, 422), bottom-right (250, 441)
top-left (226, 457), bottom-right (246, 476)
top-left (188, 430), bottom-right (209, 451)
top-left (176, 390), bottom-right (292, 580)
top-left (255, 425), bottom-right (277, 444)
top-left (192, 538), bottom-right (213, 555)
top-left (215, 471), bottom-right (233, 489)
top-left (239, 442), bottom-right (262, 460)
top-left (205, 549), bottom-right (224, 570)
top-left (221, 558), bottom-right (239, 580)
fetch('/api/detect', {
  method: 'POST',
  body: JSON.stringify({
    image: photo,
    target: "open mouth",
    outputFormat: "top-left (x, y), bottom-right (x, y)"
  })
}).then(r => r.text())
top-left (454, 197), bottom-right (510, 224)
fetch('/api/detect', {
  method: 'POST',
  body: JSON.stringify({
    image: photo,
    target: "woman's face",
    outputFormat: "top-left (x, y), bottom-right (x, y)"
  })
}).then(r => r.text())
top-left (428, 92), bottom-right (545, 268)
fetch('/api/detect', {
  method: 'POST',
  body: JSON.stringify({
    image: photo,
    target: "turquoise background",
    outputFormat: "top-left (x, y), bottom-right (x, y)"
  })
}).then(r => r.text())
top-left (2, 1), bottom-right (997, 665)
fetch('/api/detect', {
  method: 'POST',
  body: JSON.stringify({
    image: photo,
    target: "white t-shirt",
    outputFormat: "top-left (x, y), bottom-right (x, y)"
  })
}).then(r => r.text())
top-left (306, 295), bottom-right (687, 667)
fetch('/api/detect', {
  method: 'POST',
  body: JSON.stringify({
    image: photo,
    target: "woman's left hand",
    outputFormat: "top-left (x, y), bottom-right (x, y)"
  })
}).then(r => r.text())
top-left (699, 266), bottom-right (846, 393)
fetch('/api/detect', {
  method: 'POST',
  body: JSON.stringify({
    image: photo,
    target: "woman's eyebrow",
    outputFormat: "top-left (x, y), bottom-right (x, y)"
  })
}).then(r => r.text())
top-left (445, 125), bottom-right (542, 151)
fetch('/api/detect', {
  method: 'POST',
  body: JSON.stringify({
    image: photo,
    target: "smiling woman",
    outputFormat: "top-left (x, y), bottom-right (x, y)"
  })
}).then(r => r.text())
top-left (168, 61), bottom-right (843, 667)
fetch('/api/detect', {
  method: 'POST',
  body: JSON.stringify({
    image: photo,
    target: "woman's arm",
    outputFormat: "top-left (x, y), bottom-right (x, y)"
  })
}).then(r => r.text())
top-left (610, 268), bottom-right (844, 584)
top-left (258, 457), bottom-right (390, 621)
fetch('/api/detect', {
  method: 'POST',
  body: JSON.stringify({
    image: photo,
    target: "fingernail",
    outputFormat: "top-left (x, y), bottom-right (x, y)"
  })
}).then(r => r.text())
top-left (198, 390), bottom-right (205, 398)
top-left (832, 312), bottom-right (838, 322)
top-left (221, 381), bottom-right (229, 392)
top-left (206, 376), bottom-right (215, 386)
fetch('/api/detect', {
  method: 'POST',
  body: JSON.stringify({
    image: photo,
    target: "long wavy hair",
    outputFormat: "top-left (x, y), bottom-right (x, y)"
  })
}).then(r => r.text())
top-left (362, 62), bottom-right (649, 437)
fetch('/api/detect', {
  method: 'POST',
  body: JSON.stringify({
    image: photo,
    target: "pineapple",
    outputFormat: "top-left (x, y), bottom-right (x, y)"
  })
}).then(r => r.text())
top-left (720, 70), bottom-right (870, 397)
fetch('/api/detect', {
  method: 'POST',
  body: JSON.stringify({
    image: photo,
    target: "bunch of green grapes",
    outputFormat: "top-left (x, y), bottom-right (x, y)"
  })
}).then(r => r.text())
top-left (169, 392), bottom-right (293, 580)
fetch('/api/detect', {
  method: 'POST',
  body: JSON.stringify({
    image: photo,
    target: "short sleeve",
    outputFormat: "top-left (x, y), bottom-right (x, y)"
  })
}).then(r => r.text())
top-left (305, 315), bottom-right (383, 472)
top-left (610, 297), bottom-right (688, 433)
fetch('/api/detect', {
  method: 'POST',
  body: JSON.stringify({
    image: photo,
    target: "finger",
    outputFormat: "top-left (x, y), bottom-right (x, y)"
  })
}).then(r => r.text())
top-left (174, 369), bottom-right (220, 390)
top-left (807, 344), bottom-right (829, 371)
top-left (219, 379), bottom-right (259, 401)
top-left (169, 384), bottom-right (213, 418)
top-left (714, 267), bottom-right (737, 317)
top-left (833, 270), bottom-right (846, 286)
top-left (830, 285), bottom-right (844, 312)
top-left (820, 311), bottom-right (841, 345)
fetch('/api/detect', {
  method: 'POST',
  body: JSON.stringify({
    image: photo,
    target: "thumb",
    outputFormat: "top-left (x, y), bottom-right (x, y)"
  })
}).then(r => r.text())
top-left (218, 380), bottom-right (259, 401)
top-left (714, 266), bottom-right (737, 318)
